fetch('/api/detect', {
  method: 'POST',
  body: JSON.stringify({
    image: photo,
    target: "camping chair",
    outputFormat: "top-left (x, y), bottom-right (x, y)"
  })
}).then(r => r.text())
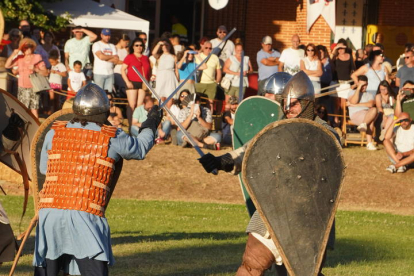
top-left (328, 98), bottom-right (368, 147)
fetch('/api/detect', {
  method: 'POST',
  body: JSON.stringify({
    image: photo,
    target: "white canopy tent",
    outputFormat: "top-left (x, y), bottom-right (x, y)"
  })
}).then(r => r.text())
top-left (44, 0), bottom-right (149, 34)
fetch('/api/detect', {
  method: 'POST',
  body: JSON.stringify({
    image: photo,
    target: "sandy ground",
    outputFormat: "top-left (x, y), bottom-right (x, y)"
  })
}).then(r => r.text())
top-left (1, 144), bottom-right (413, 216)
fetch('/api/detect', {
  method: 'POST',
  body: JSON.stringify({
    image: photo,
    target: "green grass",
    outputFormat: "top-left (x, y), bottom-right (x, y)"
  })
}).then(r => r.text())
top-left (0, 196), bottom-right (413, 276)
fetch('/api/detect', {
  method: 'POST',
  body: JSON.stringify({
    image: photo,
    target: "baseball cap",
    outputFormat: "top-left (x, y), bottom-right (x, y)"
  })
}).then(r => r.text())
top-left (217, 25), bottom-right (228, 32)
top-left (262, 36), bottom-right (272, 45)
top-left (101, 29), bottom-right (111, 36)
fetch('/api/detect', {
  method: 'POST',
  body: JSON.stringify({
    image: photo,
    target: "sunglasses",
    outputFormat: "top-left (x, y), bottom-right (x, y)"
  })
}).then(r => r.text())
top-left (205, 47), bottom-right (212, 50)
top-left (218, 31), bottom-right (227, 34)
top-left (180, 94), bottom-right (188, 98)
top-left (307, 49), bottom-right (315, 52)
top-left (399, 118), bottom-right (410, 123)
top-left (134, 44), bottom-right (143, 47)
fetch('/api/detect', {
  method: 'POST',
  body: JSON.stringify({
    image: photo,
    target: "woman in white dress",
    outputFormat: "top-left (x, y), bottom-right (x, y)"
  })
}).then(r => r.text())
top-left (152, 39), bottom-right (178, 108)
top-left (300, 43), bottom-right (323, 93)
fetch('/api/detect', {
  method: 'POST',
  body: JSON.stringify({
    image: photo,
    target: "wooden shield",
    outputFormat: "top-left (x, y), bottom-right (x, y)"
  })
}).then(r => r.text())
top-left (30, 109), bottom-right (123, 211)
top-left (242, 119), bottom-right (345, 276)
top-left (0, 89), bottom-right (40, 179)
top-left (232, 96), bottom-right (281, 217)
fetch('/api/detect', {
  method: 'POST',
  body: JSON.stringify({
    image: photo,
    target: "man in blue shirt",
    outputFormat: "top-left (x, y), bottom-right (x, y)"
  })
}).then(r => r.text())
top-left (257, 36), bottom-right (281, 96)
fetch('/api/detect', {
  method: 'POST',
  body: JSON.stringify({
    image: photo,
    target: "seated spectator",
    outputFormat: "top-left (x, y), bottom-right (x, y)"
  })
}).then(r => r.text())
top-left (375, 80), bottom-right (395, 141)
top-left (168, 89), bottom-right (191, 145)
top-left (316, 104), bottom-right (329, 123)
top-left (130, 95), bottom-right (170, 142)
top-left (383, 112), bottom-right (414, 173)
top-left (177, 94), bottom-right (221, 150)
top-left (347, 75), bottom-right (378, 150)
top-left (395, 80), bottom-right (414, 118)
top-left (222, 96), bottom-right (238, 145)
top-left (107, 93), bottom-right (124, 128)
top-left (67, 60), bottom-right (86, 99)
top-left (395, 49), bottom-right (414, 90)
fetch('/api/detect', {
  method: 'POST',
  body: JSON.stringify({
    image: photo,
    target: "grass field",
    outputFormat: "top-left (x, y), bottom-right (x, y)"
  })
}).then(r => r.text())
top-left (0, 196), bottom-right (413, 276)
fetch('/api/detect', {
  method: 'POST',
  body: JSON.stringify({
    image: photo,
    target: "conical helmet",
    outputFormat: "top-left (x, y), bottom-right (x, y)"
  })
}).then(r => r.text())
top-left (281, 71), bottom-right (315, 103)
top-left (264, 72), bottom-right (292, 95)
top-left (72, 83), bottom-right (110, 116)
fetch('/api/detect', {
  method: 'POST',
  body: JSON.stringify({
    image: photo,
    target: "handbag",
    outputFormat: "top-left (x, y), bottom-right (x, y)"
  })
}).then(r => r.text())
top-left (29, 60), bottom-right (50, 93)
top-left (220, 77), bottom-right (232, 90)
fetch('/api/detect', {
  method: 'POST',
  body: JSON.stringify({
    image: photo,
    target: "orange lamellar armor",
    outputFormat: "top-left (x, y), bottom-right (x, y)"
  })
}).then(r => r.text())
top-left (38, 121), bottom-right (118, 217)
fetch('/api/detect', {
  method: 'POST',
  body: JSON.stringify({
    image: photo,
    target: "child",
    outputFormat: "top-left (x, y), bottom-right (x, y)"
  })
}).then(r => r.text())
top-left (48, 49), bottom-right (67, 112)
top-left (67, 60), bottom-right (86, 99)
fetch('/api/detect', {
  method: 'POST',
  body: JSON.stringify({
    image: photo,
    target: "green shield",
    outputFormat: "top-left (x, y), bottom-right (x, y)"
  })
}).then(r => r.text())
top-left (232, 96), bottom-right (281, 216)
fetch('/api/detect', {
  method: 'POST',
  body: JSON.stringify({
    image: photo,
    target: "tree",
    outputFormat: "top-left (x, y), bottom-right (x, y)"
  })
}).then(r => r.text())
top-left (0, 0), bottom-right (70, 31)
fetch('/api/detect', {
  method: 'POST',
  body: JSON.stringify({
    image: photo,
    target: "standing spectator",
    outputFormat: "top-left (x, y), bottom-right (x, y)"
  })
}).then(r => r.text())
top-left (373, 43), bottom-right (393, 74)
top-left (396, 43), bottom-right (413, 71)
top-left (195, 41), bottom-right (222, 111)
top-left (351, 50), bottom-right (390, 98)
top-left (278, 34), bottom-right (304, 75)
top-left (396, 49), bottom-right (414, 90)
top-left (121, 38), bottom-right (150, 127)
top-left (383, 112), bottom-right (414, 173)
top-left (300, 43), bottom-right (323, 93)
top-left (222, 96), bottom-right (238, 145)
top-left (210, 25), bottom-right (235, 67)
top-left (18, 20), bottom-right (31, 38)
top-left (152, 39), bottom-right (178, 109)
top-left (376, 80), bottom-right (395, 141)
top-left (355, 49), bottom-right (365, 70)
top-left (347, 75), bottom-right (378, 150)
top-left (177, 49), bottom-right (207, 94)
top-left (363, 44), bottom-right (374, 64)
top-left (171, 15), bottom-right (188, 44)
top-left (1, 29), bottom-right (22, 58)
top-left (114, 34), bottom-right (130, 97)
top-left (257, 36), bottom-right (280, 96)
top-left (332, 39), bottom-right (354, 83)
top-left (92, 29), bottom-right (119, 91)
top-left (171, 34), bottom-right (184, 55)
top-left (317, 45), bottom-right (333, 89)
top-left (138, 32), bottom-right (150, 56)
top-left (223, 43), bottom-right (253, 107)
top-left (4, 38), bottom-right (47, 118)
top-left (64, 26), bottom-right (98, 71)
top-left (67, 60), bottom-right (86, 99)
top-left (48, 49), bottom-right (67, 112)
top-left (41, 31), bottom-right (60, 68)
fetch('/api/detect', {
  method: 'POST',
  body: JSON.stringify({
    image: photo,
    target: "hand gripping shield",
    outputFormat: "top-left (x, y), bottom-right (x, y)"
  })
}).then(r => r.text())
top-left (242, 119), bottom-right (345, 276)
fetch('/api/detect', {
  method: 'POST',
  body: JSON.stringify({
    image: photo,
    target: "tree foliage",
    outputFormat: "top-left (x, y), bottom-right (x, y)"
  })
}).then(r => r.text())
top-left (0, 0), bottom-right (70, 31)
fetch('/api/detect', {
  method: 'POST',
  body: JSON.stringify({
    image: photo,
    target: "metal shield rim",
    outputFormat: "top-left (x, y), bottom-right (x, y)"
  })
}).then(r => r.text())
top-left (241, 118), bottom-right (346, 276)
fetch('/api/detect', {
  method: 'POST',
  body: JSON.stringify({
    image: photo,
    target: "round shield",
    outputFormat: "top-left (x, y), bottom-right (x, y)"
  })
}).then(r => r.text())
top-left (30, 109), bottom-right (123, 211)
top-left (233, 96), bottom-right (281, 217)
top-left (0, 89), bottom-right (40, 179)
top-left (242, 119), bottom-right (345, 276)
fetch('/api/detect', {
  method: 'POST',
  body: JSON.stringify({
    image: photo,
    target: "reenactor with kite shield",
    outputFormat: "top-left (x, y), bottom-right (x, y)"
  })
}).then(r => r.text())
top-left (32, 83), bottom-right (161, 276)
top-left (199, 71), bottom-right (345, 276)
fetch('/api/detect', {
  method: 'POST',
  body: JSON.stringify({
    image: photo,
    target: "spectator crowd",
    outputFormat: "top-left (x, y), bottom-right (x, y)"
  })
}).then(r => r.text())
top-left (1, 20), bottom-right (414, 173)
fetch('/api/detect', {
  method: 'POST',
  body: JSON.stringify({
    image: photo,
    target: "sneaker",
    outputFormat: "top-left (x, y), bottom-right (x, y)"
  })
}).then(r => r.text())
top-left (397, 166), bottom-right (407, 173)
top-left (366, 142), bottom-right (378, 150)
top-left (357, 123), bottom-right (367, 132)
top-left (386, 165), bottom-right (396, 173)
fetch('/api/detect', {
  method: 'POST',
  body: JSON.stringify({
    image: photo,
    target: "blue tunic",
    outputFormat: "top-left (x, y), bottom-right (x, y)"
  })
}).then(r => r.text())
top-left (34, 122), bottom-right (154, 274)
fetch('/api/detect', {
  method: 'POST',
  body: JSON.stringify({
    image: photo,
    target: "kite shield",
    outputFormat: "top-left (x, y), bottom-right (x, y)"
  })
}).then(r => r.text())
top-left (242, 118), bottom-right (345, 276)
top-left (30, 109), bottom-right (123, 211)
top-left (232, 96), bottom-right (281, 216)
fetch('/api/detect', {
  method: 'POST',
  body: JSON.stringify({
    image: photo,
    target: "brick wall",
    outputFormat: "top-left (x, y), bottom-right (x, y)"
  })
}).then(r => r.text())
top-left (378, 0), bottom-right (414, 26)
top-left (205, 0), bottom-right (332, 70)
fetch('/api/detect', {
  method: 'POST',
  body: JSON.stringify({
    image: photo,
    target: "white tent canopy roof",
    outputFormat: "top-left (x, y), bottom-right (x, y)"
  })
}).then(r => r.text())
top-left (44, 0), bottom-right (149, 32)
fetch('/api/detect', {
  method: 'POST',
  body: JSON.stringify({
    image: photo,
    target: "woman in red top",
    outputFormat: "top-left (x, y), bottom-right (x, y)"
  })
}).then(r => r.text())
top-left (5, 38), bottom-right (47, 118)
top-left (121, 37), bottom-right (151, 127)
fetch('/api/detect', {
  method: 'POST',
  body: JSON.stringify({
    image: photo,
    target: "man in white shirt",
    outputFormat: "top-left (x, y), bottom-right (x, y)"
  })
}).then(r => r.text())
top-left (384, 112), bottom-right (414, 173)
top-left (278, 34), bottom-right (304, 75)
top-left (92, 29), bottom-right (119, 92)
top-left (210, 25), bottom-right (235, 67)
top-left (64, 26), bottom-right (98, 71)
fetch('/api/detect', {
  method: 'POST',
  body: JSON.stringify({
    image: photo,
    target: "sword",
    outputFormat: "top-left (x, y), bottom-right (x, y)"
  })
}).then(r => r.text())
top-left (132, 66), bottom-right (218, 175)
top-left (238, 50), bottom-right (245, 102)
top-left (160, 27), bottom-right (237, 109)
